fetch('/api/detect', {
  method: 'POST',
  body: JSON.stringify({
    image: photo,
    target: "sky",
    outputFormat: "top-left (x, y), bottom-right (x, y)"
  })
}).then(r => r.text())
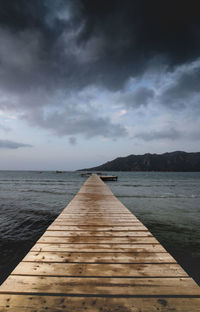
top-left (0, 0), bottom-right (200, 170)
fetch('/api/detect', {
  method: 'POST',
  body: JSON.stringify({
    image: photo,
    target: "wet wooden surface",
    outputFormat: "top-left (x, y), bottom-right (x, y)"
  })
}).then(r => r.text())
top-left (0, 174), bottom-right (199, 311)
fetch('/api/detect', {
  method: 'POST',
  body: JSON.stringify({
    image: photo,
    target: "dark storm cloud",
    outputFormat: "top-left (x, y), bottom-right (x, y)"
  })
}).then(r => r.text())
top-left (0, 0), bottom-right (126, 139)
top-left (79, 0), bottom-right (200, 87)
top-left (1, 0), bottom-right (200, 91)
top-left (0, 139), bottom-right (32, 149)
top-left (160, 61), bottom-right (200, 110)
top-left (0, 0), bottom-right (200, 139)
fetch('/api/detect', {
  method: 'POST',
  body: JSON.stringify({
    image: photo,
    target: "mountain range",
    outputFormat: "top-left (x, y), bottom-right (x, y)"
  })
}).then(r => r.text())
top-left (81, 151), bottom-right (200, 172)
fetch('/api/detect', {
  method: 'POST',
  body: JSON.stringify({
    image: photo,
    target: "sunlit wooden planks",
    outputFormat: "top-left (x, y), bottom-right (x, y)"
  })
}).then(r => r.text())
top-left (1, 295), bottom-right (200, 312)
top-left (43, 230), bottom-right (152, 236)
top-left (11, 262), bottom-right (187, 277)
top-left (37, 236), bottom-right (158, 244)
top-left (31, 243), bottom-right (166, 252)
top-left (0, 173), bottom-right (199, 312)
top-left (23, 251), bottom-right (176, 263)
top-left (48, 225), bottom-right (149, 231)
top-left (1, 276), bottom-right (199, 296)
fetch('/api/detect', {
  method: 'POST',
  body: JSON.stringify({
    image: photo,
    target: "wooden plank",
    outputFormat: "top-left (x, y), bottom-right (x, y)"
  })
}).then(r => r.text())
top-left (56, 216), bottom-right (139, 220)
top-left (62, 212), bottom-right (132, 215)
top-left (54, 216), bottom-right (139, 220)
top-left (63, 202), bottom-right (128, 206)
top-left (54, 218), bottom-right (140, 226)
top-left (1, 295), bottom-right (200, 312)
top-left (65, 202), bottom-right (128, 204)
top-left (1, 276), bottom-right (200, 296)
top-left (61, 213), bottom-right (133, 216)
top-left (38, 236), bottom-right (158, 244)
top-left (32, 243), bottom-right (164, 252)
top-left (12, 262), bottom-right (187, 277)
top-left (78, 189), bottom-right (113, 195)
top-left (22, 251), bottom-right (176, 263)
top-left (56, 219), bottom-right (140, 223)
top-left (47, 225), bottom-right (148, 231)
top-left (60, 210), bottom-right (133, 217)
top-left (43, 230), bottom-right (152, 237)
top-left (59, 215), bottom-right (134, 218)
top-left (72, 201), bottom-right (125, 205)
top-left (63, 202), bottom-right (130, 206)
top-left (63, 208), bottom-right (131, 210)
top-left (55, 219), bottom-right (140, 223)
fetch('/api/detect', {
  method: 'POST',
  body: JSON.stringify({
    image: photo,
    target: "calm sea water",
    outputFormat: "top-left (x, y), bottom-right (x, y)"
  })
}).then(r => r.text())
top-left (0, 171), bottom-right (199, 285)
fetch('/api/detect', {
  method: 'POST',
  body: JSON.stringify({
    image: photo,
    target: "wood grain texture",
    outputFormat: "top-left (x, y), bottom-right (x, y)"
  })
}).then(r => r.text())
top-left (12, 262), bottom-right (187, 277)
top-left (1, 276), bottom-right (200, 296)
top-left (47, 225), bottom-right (148, 231)
top-left (22, 251), bottom-right (176, 263)
top-left (1, 295), bottom-right (200, 312)
top-left (31, 243), bottom-right (165, 252)
top-left (37, 236), bottom-right (158, 244)
top-left (43, 230), bottom-right (151, 237)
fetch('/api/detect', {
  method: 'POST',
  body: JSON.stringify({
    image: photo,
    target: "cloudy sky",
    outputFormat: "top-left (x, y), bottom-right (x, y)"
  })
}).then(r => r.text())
top-left (0, 0), bottom-right (200, 170)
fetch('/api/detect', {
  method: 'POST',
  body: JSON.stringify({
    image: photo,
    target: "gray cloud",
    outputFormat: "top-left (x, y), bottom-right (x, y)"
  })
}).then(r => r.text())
top-left (0, 123), bottom-right (10, 132)
top-left (69, 137), bottom-right (77, 145)
top-left (122, 87), bottom-right (155, 108)
top-left (0, 139), bottom-right (32, 149)
top-left (135, 128), bottom-right (182, 142)
top-left (22, 106), bottom-right (127, 139)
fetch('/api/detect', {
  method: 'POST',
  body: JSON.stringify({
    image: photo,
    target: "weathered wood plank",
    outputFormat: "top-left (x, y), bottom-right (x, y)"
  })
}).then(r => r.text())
top-left (78, 189), bottom-right (113, 195)
top-left (55, 219), bottom-right (140, 224)
top-left (38, 236), bottom-right (158, 244)
top-left (64, 202), bottom-right (128, 205)
top-left (60, 216), bottom-right (136, 219)
top-left (43, 230), bottom-right (152, 237)
top-left (32, 243), bottom-right (164, 252)
top-left (12, 262), bottom-right (187, 277)
top-left (64, 201), bottom-right (130, 206)
top-left (56, 216), bottom-right (139, 221)
top-left (62, 212), bottom-right (133, 215)
top-left (52, 221), bottom-right (141, 225)
top-left (1, 276), bottom-right (200, 296)
top-left (48, 227), bottom-right (147, 233)
top-left (22, 251), bottom-right (176, 263)
top-left (1, 295), bottom-right (200, 312)
top-left (62, 208), bottom-right (132, 212)
top-left (60, 210), bottom-right (133, 217)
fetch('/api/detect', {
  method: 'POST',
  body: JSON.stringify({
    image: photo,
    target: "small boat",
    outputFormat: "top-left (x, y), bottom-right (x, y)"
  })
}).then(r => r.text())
top-left (100, 175), bottom-right (118, 181)
top-left (80, 172), bottom-right (92, 177)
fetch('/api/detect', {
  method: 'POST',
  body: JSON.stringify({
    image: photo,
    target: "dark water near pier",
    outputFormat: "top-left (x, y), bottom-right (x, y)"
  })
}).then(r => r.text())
top-left (0, 171), bottom-right (199, 285)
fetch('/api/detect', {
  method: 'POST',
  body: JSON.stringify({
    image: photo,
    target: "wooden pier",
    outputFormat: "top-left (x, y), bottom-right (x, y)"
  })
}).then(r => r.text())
top-left (0, 174), bottom-right (199, 311)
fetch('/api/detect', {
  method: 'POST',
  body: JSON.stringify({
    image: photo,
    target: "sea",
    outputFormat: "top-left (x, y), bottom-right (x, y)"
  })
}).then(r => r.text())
top-left (0, 170), bottom-right (199, 285)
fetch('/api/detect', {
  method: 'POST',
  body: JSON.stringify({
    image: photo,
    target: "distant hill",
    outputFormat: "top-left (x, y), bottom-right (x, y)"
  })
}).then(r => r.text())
top-left (81, 151), bottom-right (200, 172)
